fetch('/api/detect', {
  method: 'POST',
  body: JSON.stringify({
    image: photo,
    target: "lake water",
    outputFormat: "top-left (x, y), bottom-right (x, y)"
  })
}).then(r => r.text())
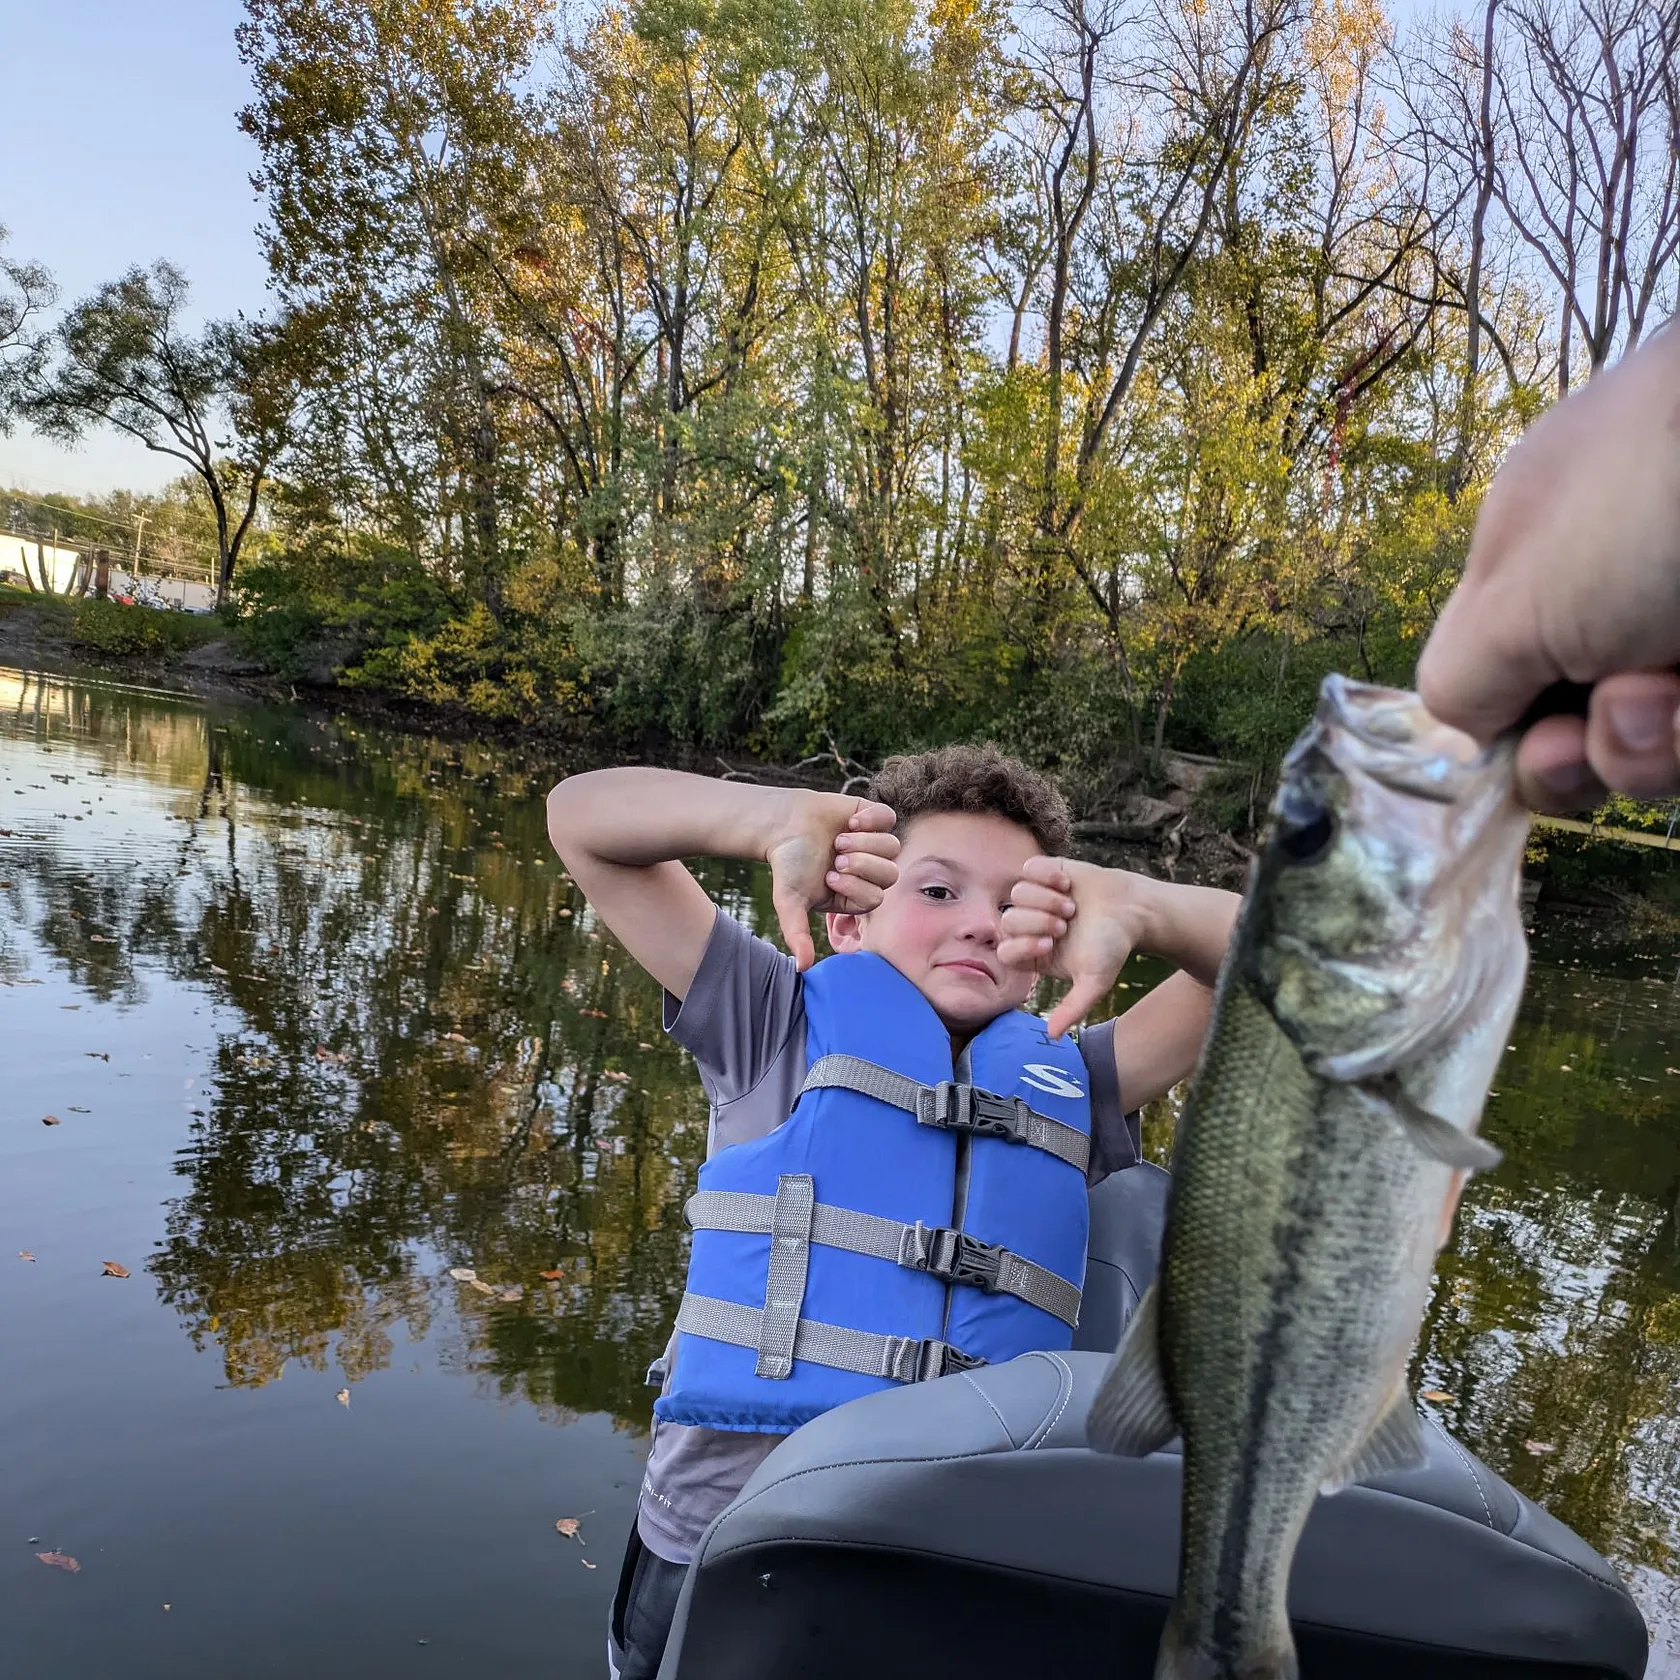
top-left (2, 666), bottom-right (1678, 1678)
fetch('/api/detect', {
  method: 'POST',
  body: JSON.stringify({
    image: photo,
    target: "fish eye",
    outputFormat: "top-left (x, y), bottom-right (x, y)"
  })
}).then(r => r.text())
top-left (1276, 801), bottom-right (1337, 864)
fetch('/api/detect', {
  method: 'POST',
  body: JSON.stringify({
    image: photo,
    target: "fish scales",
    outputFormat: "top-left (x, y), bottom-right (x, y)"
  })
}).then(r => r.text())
top-left (1164, 985), bottom-right (1453, 1669)
top-left (1088, 675), bottom-right (1530, 1680)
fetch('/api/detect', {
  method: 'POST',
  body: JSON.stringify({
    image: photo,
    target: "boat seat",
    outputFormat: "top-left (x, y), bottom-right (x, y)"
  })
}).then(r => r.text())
top-left (658, 1166), bottom-right (1647, 1679)
top-left (657, 1348), bottom-right (1646, 1679)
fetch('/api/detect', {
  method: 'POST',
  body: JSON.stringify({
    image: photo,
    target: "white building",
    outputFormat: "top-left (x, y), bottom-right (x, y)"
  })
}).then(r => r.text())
top-left (0, 529), bottom-right (89, 594)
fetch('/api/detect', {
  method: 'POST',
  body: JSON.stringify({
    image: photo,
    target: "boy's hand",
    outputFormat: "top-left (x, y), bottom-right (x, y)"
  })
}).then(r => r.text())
top-left (765, 794), bottom-right (900, 970)
top-left (999, 856), bottom-right (1153, 1038)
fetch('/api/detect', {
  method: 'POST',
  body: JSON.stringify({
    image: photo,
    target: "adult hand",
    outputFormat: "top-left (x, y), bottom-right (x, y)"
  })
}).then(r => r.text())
top-left (1416, 325), bottom-right (1680, 812)
top-left (764, 793), bottom-right (899, 969)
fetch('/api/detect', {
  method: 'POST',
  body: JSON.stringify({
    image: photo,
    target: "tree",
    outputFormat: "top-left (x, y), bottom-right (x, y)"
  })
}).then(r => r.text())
top-left (238, 0), bottom-right (551, 613)
top-left (0, 223), bottom-right (55, 432)
top-left (25, 262), bottom-right (303, 607)
top-left (1493, 0), bottom-right (1680, 393)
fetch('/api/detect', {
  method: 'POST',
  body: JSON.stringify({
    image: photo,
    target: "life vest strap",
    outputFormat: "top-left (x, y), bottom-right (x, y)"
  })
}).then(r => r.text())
top-left (801, 1054), bottom-right (1091, 1174)
top-left (675, 1291), bottom-right (987, 1385)
top-left (686, 1189), bottom-right (1082, 1328)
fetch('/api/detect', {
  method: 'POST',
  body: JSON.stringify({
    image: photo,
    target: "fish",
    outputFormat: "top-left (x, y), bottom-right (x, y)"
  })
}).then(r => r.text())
top-left (1087, 674), bottom-right (1531, 1680)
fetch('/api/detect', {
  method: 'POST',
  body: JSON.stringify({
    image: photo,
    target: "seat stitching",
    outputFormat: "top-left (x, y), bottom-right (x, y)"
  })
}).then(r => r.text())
top-left (1438, 1429), bottom-right (1496, 1529)
top-left (957, 1371), bottom-right (1021, 1449)
top-left (1028, 1352), bottom-right (1075, 1448)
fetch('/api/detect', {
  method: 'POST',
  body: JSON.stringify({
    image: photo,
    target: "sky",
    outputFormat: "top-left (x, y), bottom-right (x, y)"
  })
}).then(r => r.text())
top-left (0, 1), bottom-right (270, 497)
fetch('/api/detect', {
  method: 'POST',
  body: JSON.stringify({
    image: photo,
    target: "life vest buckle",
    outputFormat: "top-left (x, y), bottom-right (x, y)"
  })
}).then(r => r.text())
top-left (910, 1337), bottom-right (987, 1382)
top-left (919, 1081), bottom-right (1031, 1144)
top-left (903, 1222), bottom-right (1006, 1293)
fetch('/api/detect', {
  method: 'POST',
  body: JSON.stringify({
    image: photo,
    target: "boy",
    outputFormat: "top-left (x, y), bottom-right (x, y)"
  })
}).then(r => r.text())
top-left (545, 745), bottom-right (1239, 1679)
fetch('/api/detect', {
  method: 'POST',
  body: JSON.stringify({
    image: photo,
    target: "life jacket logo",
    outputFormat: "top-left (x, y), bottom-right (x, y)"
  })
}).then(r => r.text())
top-left (1020, 1063), bottom-right (1084, 1099)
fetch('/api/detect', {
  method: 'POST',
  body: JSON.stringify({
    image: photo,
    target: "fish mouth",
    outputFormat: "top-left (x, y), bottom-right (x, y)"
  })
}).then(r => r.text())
top-left (1262, 674), bottom-right (1531, 1086)
top-left (1309, 675), bottom-right (1512, 804)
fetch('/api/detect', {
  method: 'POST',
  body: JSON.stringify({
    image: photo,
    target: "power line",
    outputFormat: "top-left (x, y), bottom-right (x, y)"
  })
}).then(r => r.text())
top-left (0, 485), bottom-right (160, 540)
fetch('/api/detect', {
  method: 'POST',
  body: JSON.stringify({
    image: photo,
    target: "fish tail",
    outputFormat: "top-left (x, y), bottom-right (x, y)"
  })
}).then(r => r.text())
top-left (1154, 1609), bottom-right (1299, 1680)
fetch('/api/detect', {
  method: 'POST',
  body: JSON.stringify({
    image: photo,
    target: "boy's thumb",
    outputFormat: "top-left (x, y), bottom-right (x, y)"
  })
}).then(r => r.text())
top-left (774, 891), bottom-right (816, 971)
top-left (1046, 973), bottom-right (1108, 1040)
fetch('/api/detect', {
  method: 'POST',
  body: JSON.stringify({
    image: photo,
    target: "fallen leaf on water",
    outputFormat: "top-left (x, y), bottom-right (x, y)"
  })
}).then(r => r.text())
top-left (637, 1042), bottom-right (654, 1051)
top-left (37, 1552), bottom-right (80, 1572)
top-left (101, 1261), bottom-right (130, 1278)
top-left (68, 1106), bottom-right (89, 1113)
top-left (162, 1603), bottom-right (171, 1611)
top-left (448, 1267), bottom-right (478, 1283)
top-left (1525, 1440), bottom-right (1557, 1454)
top-left (41, 1115), bottom-right (60, 1126)
top-left (19, 1251), bottom-right (34, 1262)
top-left (335, 1388), bottom-right (350, 1407)
top-left (442, 1032), bottom-right (470, 1044)
top-left (209, 964), bottom-right (228, 976)
top-left (85, 1052), bottom-right (109, 1061)
top-left (1419, 1389), bottom-right (1454, 1403)
top-left (1559, 1064), bottom-right (1572, 1073)
top-left (555, 1513), bottom-right (593, 1542)
top-left (90, 935), bottom-right (115, 945)
top-left (468, 1279), bottom-right (495, 1295)
top-left (582, 1559), bottom-right (597, 1569)
top-left (314, 1046), bottom-right (346, 1064)
top-left (498, 1286), bottom-right (523, 1303)
top-left (538, 1268), bottom-right (564, 1281)
top-left (579, 1008), bottom-right (606, 1018)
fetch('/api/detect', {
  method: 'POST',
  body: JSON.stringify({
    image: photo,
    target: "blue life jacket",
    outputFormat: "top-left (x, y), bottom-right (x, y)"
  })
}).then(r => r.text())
top-left (657, 951), bottom-right (1092, 1434)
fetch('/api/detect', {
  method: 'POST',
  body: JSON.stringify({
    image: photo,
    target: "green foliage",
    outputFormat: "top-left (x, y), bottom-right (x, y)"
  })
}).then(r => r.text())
top-left (68, 599), bottom-right (218, 658)
top-left (52, 0), bottom-right (1629, 793)
top-left (234, 534), bottom-right (454, 680)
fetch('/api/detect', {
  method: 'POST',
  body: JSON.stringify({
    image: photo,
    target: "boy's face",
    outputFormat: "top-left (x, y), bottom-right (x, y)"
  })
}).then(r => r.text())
top-left (827, 809), bottom-right (1040, 1037)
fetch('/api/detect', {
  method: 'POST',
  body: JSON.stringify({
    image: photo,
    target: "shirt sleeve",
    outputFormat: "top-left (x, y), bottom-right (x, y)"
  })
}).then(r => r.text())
top-left (1078, 1017), bottom-right (1143, 1185)
top-left (661, 906), bottom-right (804, 1107)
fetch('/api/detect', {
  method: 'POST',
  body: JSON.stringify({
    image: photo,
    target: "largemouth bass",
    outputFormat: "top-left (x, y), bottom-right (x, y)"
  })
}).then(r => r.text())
top-left (1088, 675), bottom-right (1530, 1680)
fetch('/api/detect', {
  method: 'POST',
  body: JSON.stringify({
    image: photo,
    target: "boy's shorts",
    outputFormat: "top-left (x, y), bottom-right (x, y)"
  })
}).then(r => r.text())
top-left (607, 1521), bottom-right (688, 1680)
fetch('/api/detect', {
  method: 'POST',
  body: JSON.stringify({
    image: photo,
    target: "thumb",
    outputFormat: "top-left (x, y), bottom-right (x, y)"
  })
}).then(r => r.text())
top-left (773, 886), bottom-right (817, 971)
top-left (1045, 972), bottom-right (1112, 1040)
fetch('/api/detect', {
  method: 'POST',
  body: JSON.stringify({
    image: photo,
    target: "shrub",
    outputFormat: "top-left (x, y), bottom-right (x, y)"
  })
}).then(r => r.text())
top-left (233, 536), bottom-right (453, 681)
top-left (69, 598), bottom-right (214, 658)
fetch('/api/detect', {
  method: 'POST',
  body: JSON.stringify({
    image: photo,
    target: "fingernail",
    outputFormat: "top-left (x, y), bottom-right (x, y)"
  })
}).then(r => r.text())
top-left (1533, 760), bottom-right (1596, 799)
top-left (1607, 694), bottom-right (1674, 753)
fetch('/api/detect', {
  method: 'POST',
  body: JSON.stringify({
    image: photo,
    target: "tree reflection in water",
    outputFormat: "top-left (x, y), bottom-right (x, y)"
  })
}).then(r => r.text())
top-left (3, 667), bottom-right (1679, 1656)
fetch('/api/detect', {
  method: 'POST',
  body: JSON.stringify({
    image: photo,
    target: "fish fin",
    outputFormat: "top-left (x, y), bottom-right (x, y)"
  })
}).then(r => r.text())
top-left (1366, 1077), bottom-right (1503, 1173)
top-left (1086, 1285), bottom-right (1177, 1458)
top-left (1320, 1383), bottom-right (1428, 1495)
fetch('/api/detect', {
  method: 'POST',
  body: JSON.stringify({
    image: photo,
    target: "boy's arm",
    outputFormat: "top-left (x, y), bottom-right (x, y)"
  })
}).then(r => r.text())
top-left (545, 769), bottom-right (899, 1001)
top-left (998, 858), bottom-right (1239, 1109)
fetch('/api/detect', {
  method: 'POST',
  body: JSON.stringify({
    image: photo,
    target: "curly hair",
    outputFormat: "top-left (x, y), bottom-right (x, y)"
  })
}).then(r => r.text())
top-left (864, 744), bottom-right (1071, 856)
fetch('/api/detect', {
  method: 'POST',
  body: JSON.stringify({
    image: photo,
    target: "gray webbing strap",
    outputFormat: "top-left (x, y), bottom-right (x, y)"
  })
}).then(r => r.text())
top-left (755, 1174), bottom-right (814, 1379)
top-left (801, 1053), bottom-right (1090, 1174)
top-left (687, 1189), bottom-right (1081, 1328)
top-left (675, 1292), bottom-right (984, 1384)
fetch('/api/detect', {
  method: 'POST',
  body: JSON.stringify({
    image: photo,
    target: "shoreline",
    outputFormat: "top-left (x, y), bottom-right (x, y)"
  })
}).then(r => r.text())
top-left (5, 595), bottom-right (1678, 945)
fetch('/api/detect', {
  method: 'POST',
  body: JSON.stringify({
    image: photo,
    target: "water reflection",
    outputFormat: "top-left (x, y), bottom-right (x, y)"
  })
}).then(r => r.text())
top-left (3, 667), bottom-right (1680, 1670)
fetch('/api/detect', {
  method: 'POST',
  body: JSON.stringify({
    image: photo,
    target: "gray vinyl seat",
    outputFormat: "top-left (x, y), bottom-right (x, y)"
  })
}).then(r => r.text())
top-left (658, 1166), bottom-right (1648, 1679)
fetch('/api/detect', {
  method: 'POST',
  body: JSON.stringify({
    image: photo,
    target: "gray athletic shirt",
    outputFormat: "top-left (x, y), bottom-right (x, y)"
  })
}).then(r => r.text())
top-left (637, 907), bottom-right (1139, 1564)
